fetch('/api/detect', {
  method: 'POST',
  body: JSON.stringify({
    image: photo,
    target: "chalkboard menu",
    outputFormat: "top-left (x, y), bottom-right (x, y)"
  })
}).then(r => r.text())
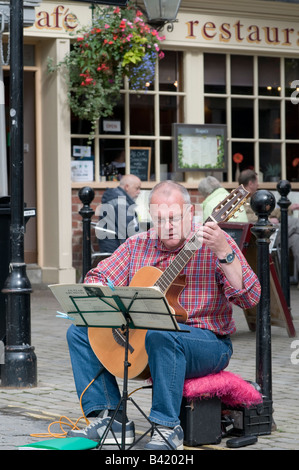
top-left (130, 147), bottom-right (151, 181)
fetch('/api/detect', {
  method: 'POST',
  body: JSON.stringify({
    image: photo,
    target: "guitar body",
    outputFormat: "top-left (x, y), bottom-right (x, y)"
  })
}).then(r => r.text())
top-left (88, 266), bottom-right (187, 380)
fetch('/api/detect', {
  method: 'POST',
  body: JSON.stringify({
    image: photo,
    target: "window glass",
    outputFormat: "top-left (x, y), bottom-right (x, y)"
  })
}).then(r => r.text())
top-left (232, 142), bottom-right (254, 179)
top-left (204, 97), bottom-right (226, 124)
top-left (286, 143), bottom-right (299, 182)
top-left (99, 139), bottom-right (125, 180)
top-left (231, 55), bottom-right (253, 95)
top-left (260, 143), bottom-right (281, 182)
top-left (285, 100), bottom-right (299, 139)
top-left (259, 100), bottom-right (280, 139)
top-left (130, 94), bottom-right (154, 135)
top-left (285, 58), bottom-right (299, 97)
top-left (159, 95), bottom-right (183, 136)
top-left (231, 99), bottom-right (254, 138)
top-left (159, 51), bottom-right (183, 92)
top-left (204, 54), bottom-right (226, 94)
top-left (258, 57), bottom-right (281, 96)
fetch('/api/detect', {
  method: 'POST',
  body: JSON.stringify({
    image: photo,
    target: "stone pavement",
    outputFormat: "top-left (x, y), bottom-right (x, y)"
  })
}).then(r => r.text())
top-left (0, 282), bottom-right (299, 451)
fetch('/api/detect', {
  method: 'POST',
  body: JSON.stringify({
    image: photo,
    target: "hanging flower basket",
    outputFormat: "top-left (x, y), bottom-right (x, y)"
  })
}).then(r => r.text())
top-left (49, 2), bottom-right (165, 137)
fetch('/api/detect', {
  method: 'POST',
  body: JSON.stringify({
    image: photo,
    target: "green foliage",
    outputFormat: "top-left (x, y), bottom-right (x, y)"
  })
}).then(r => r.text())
top-left (49, 2), bottom-right (165, 138)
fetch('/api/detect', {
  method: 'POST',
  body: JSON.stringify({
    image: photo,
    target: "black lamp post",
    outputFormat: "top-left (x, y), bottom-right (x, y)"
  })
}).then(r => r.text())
top-left (1, 0), bottom-right (37, 387)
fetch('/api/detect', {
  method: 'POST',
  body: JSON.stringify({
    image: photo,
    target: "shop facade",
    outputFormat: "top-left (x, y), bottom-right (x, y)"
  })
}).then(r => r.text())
top-left (5, 0), bottom-right (299, 282)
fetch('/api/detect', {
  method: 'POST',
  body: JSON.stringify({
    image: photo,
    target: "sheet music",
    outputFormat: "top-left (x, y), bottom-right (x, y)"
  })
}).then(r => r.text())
top-left (49, 283), bottom-right (180, 331)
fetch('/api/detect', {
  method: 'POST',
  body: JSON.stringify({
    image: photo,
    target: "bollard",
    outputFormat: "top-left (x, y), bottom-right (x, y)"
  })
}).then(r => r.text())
top-left (79, 187), bottom-right (95, 281)
top-left (276, 180), bottom-right (292, 309)
top-left (250, 190), bottom-right (276, 403)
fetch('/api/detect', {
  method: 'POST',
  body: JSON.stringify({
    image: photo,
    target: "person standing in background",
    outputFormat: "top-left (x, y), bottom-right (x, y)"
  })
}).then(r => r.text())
top-left (97, 174), bottom-right (141, 254)
top-left (198, 176), bottom-right (248, 223)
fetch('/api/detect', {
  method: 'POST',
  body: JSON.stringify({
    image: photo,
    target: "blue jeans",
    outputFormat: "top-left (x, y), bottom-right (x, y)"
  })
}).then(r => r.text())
top-left (66, 323), bottom-right (232, 427)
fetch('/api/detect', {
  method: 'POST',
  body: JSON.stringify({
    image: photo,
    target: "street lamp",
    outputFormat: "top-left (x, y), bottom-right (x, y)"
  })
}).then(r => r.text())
top-left (142, 0), bottom-right (182, 31)
top-left (0, 0), bottom-right (39, 388)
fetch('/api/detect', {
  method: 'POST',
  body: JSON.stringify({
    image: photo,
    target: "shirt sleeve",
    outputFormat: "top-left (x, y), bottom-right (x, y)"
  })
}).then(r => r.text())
top-left (84, 241), bottom-right (131, 286)
top-left (215, 235), bottom-right (261, 310)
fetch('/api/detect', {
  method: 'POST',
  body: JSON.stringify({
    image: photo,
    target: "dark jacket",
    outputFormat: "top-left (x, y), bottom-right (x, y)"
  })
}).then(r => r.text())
top-left (97, 186), bottom-right (139, 254)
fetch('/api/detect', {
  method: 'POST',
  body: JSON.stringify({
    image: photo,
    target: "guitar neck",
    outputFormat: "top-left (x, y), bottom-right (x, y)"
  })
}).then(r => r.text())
top-left (154, 233), bottom-right (200, 293)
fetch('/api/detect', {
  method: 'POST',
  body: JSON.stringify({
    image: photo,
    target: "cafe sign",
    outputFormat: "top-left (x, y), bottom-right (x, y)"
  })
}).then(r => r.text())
top-left (25, 2), bottom-right (299, 53)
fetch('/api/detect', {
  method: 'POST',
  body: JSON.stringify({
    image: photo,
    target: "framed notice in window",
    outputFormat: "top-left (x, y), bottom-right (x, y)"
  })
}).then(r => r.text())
top-left (172, 124), bottom-right (227, 172)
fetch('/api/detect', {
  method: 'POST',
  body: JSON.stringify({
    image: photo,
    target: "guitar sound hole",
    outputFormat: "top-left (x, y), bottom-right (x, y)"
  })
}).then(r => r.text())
top-left (112, 328), bottom-right (134, 354)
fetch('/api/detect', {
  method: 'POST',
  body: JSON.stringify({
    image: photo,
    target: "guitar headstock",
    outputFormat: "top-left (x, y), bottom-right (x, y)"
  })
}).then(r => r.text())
top-left (209, 185), bottom-right (250, 224)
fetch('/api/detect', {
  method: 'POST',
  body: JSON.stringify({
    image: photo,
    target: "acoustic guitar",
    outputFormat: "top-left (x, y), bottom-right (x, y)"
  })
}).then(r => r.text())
top-left (88, 185), bottom-right (250, 380)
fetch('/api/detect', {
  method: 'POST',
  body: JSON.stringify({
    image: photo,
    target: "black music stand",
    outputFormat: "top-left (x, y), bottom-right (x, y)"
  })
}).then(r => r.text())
top-left (50, 283), bottom-right (186, 451)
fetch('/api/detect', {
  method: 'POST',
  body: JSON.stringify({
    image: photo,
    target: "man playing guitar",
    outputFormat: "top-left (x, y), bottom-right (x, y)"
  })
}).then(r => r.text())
top-left (67, 180), bottom-right (261, 450)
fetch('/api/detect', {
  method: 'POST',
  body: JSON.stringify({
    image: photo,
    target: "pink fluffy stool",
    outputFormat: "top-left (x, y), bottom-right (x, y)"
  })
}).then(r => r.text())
top-left (180, 370), bottom-right (263, 447)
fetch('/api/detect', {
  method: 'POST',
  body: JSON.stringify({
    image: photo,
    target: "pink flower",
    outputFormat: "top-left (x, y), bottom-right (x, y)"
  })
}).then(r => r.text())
top-left (104, 24), bottom-right (110, 29)
top-left (85, 77), bottom-right (94, 85)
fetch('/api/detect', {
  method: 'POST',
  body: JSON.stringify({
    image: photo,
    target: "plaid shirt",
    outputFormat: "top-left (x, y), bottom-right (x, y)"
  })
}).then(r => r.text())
top-left (85, 226), bottom-right (261, 335)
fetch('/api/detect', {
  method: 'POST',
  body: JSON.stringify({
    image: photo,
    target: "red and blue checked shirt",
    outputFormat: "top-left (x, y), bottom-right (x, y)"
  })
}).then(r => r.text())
top-left (85, 226), bottom-right (261, 335)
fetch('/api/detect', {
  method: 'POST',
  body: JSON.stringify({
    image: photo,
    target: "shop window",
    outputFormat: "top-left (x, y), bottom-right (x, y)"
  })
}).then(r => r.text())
top-left (204, 97), bottom-right (226, 124)
top-left (70, 50), bottom-right (184, 183)
top-left (258, 56), bottom-right (281, 96)
top-left (285, 101), bottom-right (299, 140)
top-left (231, 55), bottom-right (253, 95)
top-left (159, 51), bottom-right (182, 92)
top-left (285, 58), bottom-right (299, 97)
top-left (129, 94), bottom-right (155, 135)
top-left (159, 95), bottom-right (182, 136)
top-left (232, 142), bottom-right (254, 178)
top-left (204, 53), bottom-right (299, 183)
top-left (260, 143), bottom-right (281, 182)
top-left (286, 143), bottom-right (299, 182)
top-left (259, 100), bottom-right (281, 139)
top-left (204, 54), bottom-right (226, 94)
top-left (231, 99), bottom-right (254, 138)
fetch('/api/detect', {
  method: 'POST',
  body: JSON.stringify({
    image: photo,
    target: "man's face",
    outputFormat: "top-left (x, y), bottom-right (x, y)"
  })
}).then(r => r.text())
top-left (149, 189), bottom-right (194, 250)
top-left (250, 178), bottom-right (259, 195)
top-left (126, 181), bottom-right (141, 200)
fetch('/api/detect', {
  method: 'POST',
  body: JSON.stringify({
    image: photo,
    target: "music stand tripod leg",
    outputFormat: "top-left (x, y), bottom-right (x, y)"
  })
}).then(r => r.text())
top-left (96, 300), bottom-right (177, 450)
top-left (95, 322), bottom-right (129, 451)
